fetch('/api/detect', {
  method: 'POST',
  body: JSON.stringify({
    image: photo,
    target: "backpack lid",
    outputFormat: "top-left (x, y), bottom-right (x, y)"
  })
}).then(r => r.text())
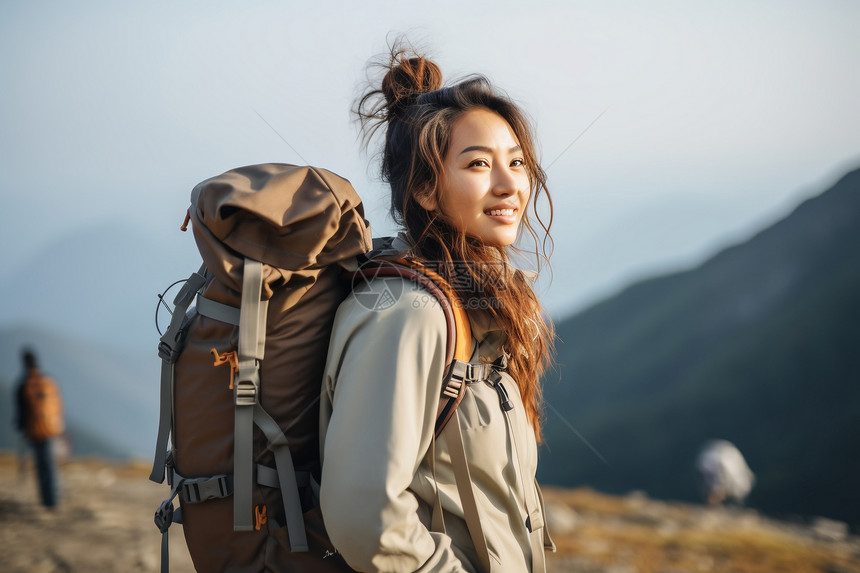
top-left (190, 163), bottom-right (372, 297)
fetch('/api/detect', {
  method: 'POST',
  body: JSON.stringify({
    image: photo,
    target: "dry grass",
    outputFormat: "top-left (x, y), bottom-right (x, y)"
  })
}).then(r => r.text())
top-left (2, 454), bottom-right (858, 572)
top-left (544, 487), bottom-right (860, 573)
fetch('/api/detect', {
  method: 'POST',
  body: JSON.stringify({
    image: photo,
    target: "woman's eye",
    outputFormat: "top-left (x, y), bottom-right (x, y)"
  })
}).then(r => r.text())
top-left (469, 159), bottom-right (489, 168)
top-left (511, 158), bottom-right (525, 167)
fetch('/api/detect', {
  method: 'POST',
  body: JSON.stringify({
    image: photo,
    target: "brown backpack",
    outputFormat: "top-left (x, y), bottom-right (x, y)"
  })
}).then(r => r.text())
top-left (150, 164), bottom-right (475, 572)
top-left (23, 372), bottom-right (65, 442)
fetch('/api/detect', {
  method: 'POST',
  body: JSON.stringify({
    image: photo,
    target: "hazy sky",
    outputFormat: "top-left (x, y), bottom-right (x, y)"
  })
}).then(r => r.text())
top-left (2, 0), bottom-right (859, 317)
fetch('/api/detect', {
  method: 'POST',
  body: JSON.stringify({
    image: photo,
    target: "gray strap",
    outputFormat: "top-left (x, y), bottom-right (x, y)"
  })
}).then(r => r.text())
top-left (496, 372), bottom-right (546, 571)
top-left (253, 403), bottom-right (309, 552)
top-left (445, 412), bottom-right (493, 573)
top-left (529, 509), bottom-right (546, 571)
top-left (157, 264), bottom-right (209, 362)
top-left (160, 525), bottom-right (168, 573)
top-left (256, 464), bottom-right (279, 489)
top-left (505, 406), bottom-right (545, 572)
top-left (234, 403), bottom-right (255, 531)
top-left (238, 258), bottom-right (266, 363)
top-left (154, 478), bottom-right (184, 573)
top-left (159, 509), bottom-right (171, 573)
top-left (233, 258), bottom-right (265, 532)
top-left (535, 478), bottom-right (556, 552)
top-left (257, 465), bottom-right (310, 491)
top-left (428, 435), bottom-right (446, 534)
top-left (170, 466), bottom-right (310, 503)
top-left (150, 264), bottom-right (208, 484)
top-left (150, 360), bottom-right (175, 484)
top-left (197, 295), bottom-right (240, 326)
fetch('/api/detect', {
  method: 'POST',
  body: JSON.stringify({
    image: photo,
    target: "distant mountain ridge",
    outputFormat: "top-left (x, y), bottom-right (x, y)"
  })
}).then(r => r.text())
top-left (0, 223), bottom-right (201, 460)
top-left (539, 166), bottom-right (860, 525)
top-left (0, 222), bottom-right (201, 355)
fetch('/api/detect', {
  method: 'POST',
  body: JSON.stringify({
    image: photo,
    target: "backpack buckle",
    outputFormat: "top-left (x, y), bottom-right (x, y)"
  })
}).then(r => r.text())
top-left (154, 499), bottom-right (176, 533)
top-left (181, 474), bottom-right (233, 503)
top-left (158, 336), bottom-right (183, 363)
top-left (235, 365), bottom-right (260, 406)
top-left (448, 361), bottom-right (492, 385)
top-left (448, 360), bottom-right (469, 383)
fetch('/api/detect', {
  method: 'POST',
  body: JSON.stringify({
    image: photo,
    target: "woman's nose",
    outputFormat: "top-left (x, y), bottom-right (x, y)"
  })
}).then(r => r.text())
top-left (491, 165), bottom-right (519, 196)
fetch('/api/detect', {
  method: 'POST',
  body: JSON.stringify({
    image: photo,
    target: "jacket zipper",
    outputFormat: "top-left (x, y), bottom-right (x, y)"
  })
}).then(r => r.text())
top-left (487, 369), bottom-right (538, 542)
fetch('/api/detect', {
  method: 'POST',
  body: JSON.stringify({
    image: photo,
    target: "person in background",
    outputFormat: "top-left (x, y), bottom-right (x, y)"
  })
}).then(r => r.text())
top-left (14, 347), bottom-right (65, 508)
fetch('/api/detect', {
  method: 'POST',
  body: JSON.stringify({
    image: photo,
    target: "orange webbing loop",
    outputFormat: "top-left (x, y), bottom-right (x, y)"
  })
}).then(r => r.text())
top-left (210, 349), bottom-right (239, 390)
top-left (254, 504), bottom-right (267, 531)
top-left (180, 209), bottom-right (191, 232)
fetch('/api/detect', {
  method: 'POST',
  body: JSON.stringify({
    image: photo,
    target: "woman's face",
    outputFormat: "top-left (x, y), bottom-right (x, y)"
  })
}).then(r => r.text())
top-left (426, 108), bottom-right (531, 247)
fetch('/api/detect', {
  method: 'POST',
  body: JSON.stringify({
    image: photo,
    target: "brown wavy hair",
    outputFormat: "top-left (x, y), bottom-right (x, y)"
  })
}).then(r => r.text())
top-left (356, 45), bottom-right (554, 439)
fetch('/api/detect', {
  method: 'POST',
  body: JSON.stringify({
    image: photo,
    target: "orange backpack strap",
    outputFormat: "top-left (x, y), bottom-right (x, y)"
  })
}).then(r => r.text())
top-left (394, 258), bottom-right (472, 365)
top-left (352, 257), bottom-right (473, 438)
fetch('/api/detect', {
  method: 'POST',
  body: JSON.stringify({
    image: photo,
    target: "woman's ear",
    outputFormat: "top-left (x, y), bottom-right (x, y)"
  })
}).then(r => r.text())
top-left (415, 189), bottom-right (439, 212)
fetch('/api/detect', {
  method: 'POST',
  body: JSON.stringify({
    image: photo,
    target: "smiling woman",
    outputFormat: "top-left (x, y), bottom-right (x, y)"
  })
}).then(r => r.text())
top-left (430, 108), bottom-right (532, 247)
top-left (318, 43), bottom-right (556, 573)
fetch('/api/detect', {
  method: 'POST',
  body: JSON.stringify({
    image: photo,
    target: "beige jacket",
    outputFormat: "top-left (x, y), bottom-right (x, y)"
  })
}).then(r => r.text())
top-left (320, 272), bottom-right (553, 572)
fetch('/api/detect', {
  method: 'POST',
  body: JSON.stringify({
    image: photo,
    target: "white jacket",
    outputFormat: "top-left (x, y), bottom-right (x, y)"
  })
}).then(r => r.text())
top-left (320, 273), bottom-right (553, 572)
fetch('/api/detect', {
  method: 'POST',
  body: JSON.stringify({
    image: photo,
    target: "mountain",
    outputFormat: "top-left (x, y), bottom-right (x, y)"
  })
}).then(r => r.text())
top-left (0, 325), bottom-right (160, 459)
top-left (538, 167), bottom-right (860, 526)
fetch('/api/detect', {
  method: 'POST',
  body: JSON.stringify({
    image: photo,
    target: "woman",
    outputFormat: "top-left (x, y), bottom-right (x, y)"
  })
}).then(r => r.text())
top-left (319, 47), bottom-right (555, 573)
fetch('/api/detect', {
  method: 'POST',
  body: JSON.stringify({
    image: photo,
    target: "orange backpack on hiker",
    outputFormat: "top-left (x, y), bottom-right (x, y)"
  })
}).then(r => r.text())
top-left (23, 372), bottom-right (65, 442)
top-left (150, 164), bottom-right (476, 573)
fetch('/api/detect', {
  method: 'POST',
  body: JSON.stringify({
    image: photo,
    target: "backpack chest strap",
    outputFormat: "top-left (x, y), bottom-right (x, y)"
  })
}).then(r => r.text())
top-left (435, 359), bottom-right (502, 438)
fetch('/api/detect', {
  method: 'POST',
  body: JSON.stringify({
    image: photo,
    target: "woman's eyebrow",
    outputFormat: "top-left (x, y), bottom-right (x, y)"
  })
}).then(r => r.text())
top-left (458, 145), bottom-right (522, 156)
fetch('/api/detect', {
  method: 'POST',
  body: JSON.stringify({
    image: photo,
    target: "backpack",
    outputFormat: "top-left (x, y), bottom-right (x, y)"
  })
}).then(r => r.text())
top-left (149, 163), bottom-right (479, 572)
top-left (22, 371), bottom-right (64, 442)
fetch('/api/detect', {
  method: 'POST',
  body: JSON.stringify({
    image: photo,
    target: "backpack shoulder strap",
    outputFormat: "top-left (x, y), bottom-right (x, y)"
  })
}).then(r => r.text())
top-left (392, 259), bottom-right (473, 438)
top-left (351, 257), bottom-right (472, 437)
top-left (446, 409), bottom-right (494, 573)
top-left (355, 257), bottom-right (497, 571)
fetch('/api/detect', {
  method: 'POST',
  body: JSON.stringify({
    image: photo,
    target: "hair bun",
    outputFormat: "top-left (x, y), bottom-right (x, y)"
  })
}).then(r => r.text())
top-left (381, 54), bottom-right (443, 117)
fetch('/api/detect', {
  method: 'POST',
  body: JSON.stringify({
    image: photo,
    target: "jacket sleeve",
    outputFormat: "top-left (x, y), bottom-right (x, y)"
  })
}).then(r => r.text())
top-left (320, 279), bottom-right (471, 573)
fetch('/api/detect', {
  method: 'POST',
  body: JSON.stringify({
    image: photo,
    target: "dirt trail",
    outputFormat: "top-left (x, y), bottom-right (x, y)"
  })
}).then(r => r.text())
top-left (0, 455), bottom-right (193, 572)
top-left (1, 454), bottom-right (858, 572)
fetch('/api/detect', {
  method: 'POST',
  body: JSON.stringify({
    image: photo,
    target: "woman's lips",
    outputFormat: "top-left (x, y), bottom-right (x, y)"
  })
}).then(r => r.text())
top-left (484, 208), bottom-right (518, 224)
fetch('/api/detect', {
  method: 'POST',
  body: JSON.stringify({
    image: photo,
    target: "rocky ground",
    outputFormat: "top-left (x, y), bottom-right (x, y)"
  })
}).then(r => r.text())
top-left (541, 488), bottom-right (860, 573)
top-left (0, 454), bottom-right (194, 572)
top-left (0, 454), bottom-right (858, 573)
